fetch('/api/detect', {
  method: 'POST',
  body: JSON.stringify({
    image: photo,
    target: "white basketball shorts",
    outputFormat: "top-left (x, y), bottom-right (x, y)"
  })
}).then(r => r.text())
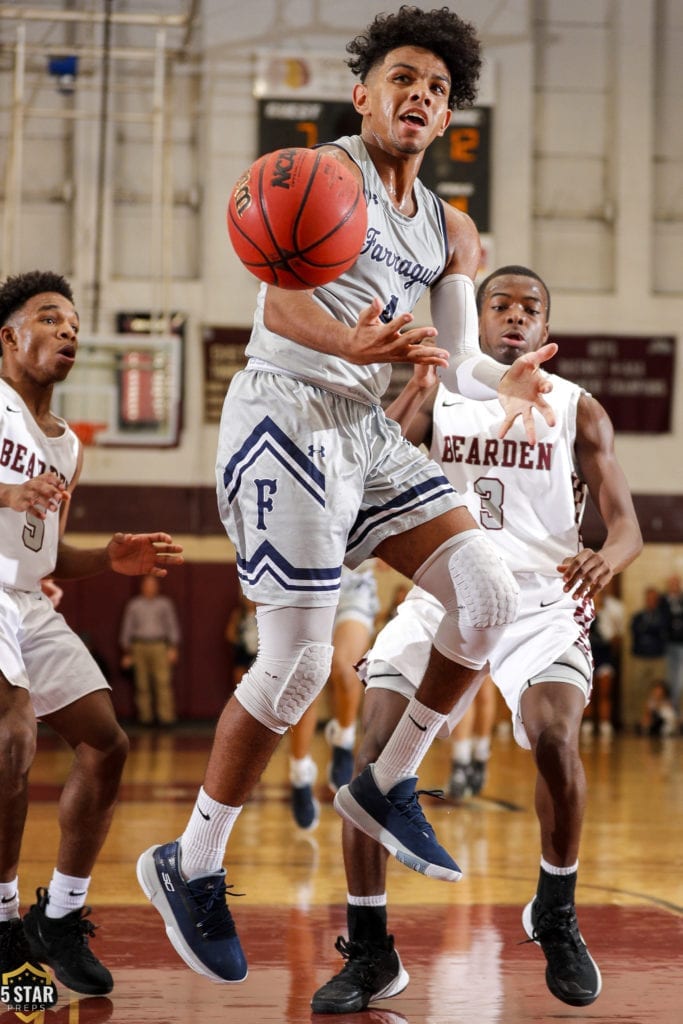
top-left (216, 368), bottom-right (462, 607)
top-left (362, 572), bottom-right (594, 749)
top-left (0, 585), bottom-right (111, 718)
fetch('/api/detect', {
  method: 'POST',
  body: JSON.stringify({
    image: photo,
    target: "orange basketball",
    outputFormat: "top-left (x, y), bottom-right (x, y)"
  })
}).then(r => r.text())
top-left (227, 147), bottom-right (367, 290)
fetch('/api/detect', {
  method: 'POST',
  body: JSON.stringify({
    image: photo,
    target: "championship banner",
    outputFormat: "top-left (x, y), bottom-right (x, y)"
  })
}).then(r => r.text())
top-left (548, 336), bottom-right (676, 433)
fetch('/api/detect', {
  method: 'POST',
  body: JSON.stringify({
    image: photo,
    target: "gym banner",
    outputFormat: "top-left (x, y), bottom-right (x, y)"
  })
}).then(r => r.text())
top-left (548, 335), bottom-right (675, 433)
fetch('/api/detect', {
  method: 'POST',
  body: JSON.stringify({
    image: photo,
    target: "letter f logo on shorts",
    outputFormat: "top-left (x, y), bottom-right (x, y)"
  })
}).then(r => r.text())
top-left (256, 478), bottom-right (277, 530)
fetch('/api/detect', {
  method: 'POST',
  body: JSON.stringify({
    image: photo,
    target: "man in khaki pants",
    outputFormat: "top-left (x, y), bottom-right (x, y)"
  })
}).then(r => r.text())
top-left (120, 575), bottom-right (181, 725)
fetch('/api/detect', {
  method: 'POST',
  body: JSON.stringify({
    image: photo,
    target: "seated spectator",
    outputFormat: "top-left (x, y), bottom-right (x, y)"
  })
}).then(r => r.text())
top-left (639, 680), bottom-right (677, 737)
top-left (658, 574), bottom-right (683, 722)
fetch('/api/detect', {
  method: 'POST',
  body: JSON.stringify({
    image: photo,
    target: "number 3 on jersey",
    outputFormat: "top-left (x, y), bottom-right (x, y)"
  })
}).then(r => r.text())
top-left (475, 476), bottom-right (504, 530)
top-left (23, 511), bottom-right (45, 552)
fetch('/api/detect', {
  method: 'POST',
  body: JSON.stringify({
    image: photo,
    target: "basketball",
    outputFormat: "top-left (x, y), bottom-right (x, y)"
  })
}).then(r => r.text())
top-left (227, 147), bottom-right (367, 290)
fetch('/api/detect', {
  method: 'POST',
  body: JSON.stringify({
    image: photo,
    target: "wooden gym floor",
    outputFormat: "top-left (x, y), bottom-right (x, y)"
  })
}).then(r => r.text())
top-left (5, 724), bottom-right (682, 1024)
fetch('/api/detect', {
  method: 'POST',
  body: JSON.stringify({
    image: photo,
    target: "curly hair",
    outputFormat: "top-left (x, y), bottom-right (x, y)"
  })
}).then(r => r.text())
top-left (0, 270), bottom-right (74, 328)
top-left (476, 265), bottom-right (551, 318)
top-left (346, 5), bottom-right (481, 110)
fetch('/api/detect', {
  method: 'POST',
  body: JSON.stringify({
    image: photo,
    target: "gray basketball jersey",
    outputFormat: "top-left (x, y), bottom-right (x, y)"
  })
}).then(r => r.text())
top-left (245, 135), bottom-right (449, 405)
top-left (0, 379), bottom-right (79, 590)
top-left (430, 375), bottom-right (588, 575)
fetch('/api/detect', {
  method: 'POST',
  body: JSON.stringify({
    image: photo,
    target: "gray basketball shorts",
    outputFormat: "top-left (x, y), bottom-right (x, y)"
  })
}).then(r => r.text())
top-left (216, 368), bottom-right (462, 607)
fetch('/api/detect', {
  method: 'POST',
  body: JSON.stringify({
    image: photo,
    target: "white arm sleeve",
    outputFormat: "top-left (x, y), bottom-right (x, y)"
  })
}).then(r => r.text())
top-left (430, 274), bottom-right (506, 399)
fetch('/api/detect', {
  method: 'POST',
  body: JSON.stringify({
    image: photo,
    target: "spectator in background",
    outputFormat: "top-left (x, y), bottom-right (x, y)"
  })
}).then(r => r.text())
top-left (586, 582), bottom-right (625, 738)
top-left (225, 595), bottom-right (258, 690)
top-left (120, 576), bottom-right (181, 727)
top-left (639, 680), bottom-right (677, 738)
top-left (658, 574), bottom-right (683, 724)
top-left (629, 586), bottom-right (668, 724)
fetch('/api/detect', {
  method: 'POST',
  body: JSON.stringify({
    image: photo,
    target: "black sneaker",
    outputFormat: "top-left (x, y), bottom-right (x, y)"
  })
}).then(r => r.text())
top-left (522, 897), bottom-right (602, 1006)
top-left (0, 917), bottom-right (42, 975)
top-left (447, 762), bottom-right (470, 800)
top-left (311, 935), bottom-right (409, 1013)
top-left (467, 759), bottom-right (487, 797)
top-left (23, 888), bottom-right (113, 995)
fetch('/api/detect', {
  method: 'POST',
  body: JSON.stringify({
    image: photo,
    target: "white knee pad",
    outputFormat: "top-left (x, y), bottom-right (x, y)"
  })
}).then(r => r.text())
top-left (415, 531), bottom-right (520, 628)
top-left (236, 644), bottom-right (334, 733)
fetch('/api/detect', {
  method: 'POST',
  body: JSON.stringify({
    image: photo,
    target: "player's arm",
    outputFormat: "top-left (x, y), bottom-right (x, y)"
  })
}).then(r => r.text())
top-left (263, 286), bottom-right (449, 367)
top-left (384, 362), bottom-right (439, 447)
top-left (558, 394), bottom-right (643, 599)
top-left (432, 204), bottom-right (557, 443)
top-left (54, 441), bottom-right (184, 579)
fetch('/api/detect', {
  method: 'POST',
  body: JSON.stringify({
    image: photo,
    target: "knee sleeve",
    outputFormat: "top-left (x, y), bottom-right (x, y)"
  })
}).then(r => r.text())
top-left (414, 531), bottom-right (520, 628)
top-left (433, 608), bottom-right (505, 670)
top-left (233, 603), bottom-right (336, 733)
top-left (236, 644), bottom-right (334, 733)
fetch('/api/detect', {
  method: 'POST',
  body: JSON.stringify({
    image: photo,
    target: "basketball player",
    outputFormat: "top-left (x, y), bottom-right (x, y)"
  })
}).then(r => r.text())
top-left (289, 561), bottom-right (380, 830)
top-left (0, 271), bottom-right (184, 994)
top-left (137, 7), bottom-right (559, 983)
top-left (312, 266), bottom-right (642, 1013)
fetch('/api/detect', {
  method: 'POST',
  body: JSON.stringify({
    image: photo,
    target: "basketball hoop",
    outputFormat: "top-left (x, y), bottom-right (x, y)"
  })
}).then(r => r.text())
top-left (69, 421), bottom-right (108, 446)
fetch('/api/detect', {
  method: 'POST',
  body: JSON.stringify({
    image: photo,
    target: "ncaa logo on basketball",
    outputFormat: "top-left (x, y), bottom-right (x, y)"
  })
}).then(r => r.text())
top-left (1, 961), bottom-right (58, 1021)
top-left (270, 148), bottom-right (296, 189)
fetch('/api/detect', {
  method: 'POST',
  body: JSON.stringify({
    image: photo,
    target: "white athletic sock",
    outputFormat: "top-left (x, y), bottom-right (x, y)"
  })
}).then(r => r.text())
top-left (347, 892), bottom-right (387, 907)
top-left (472, 735), bottom-right (491, 762)
top-left (289, 755), bottom-right (317, 787)
top-left (451, 738), bottom-right (473, 764)
top-left (541, 856), bottom-right (579, 876)
top-left (180, 786), bottom-right (242, 880)
top-left (45, 869), bottom-right (91, 918)
top-left (0, 877), bottom-right (19, 921)
top-left (372, 698), bottom-right (447, 793)
top-left (329, 720), bottom-right (356, 749)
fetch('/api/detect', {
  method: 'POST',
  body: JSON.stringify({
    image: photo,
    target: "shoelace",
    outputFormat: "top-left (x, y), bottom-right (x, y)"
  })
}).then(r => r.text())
top-left (521, 904), bottom-right (586, 957)
top-left (394, 788), bottom-right (445, 837)
top-left (333, 935), bottom-right (391, 983)
top-left (190, 878), bottom-right (243, 939)
top-left (56, 908), bottom-right (104, 967)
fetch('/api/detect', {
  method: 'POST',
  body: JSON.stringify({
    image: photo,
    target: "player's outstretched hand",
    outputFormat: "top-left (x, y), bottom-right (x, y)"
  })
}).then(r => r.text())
top-left (1, 472), bottom-right (70, 519)
top-left (497, 342), bottom-right (558, 444)
top-left (342, 297), bottom-right (450, 367)
top-left (107, 532), bottom-right (184, 577)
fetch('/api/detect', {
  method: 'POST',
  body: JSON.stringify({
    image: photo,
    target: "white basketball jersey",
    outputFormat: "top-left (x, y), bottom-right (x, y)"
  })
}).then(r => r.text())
top-left (0, 379), bottom-right (79, 590)
top-left (245, 135), bottom-right (449, 405)
top-left (430, 375), bottom-right (588, 575)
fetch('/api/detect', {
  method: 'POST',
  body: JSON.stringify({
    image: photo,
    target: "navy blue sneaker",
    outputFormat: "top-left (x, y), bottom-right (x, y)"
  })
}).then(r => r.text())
top-left (327, 746), bottom-right (354, 793)
top-left (136, 840), bottom-right (247, 982)
top-left (334, 765), bottom-right (462, 882)
top-left (291, 784), bottom-right (320, 830)
top-left (522, 897), bottom-right (601, 1006)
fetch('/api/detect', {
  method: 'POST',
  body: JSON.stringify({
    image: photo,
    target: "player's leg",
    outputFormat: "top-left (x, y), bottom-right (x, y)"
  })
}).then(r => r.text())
top-left (325, 616), bottom-right (370, 791)
top-left (519, 653), bottom-right (601, 1007)
top-left (337, 505), bottom-right (518, 881)
top-left (447, 701), bottom-right (476, 799)
top-left (0, 671), bottom-right (40, 977)
top-left (312, 684), bottom-right (410, 1014)
top-left (289, 700), bottom-right (320, 830)
top-left (23, 689), bottom-right (127, 996)
top-left (468, 674), bottom-right (497, 795)
top-left (137, 603), bottom-right (337, 983)
top-left (131, 642), bottom-right (154, 725)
